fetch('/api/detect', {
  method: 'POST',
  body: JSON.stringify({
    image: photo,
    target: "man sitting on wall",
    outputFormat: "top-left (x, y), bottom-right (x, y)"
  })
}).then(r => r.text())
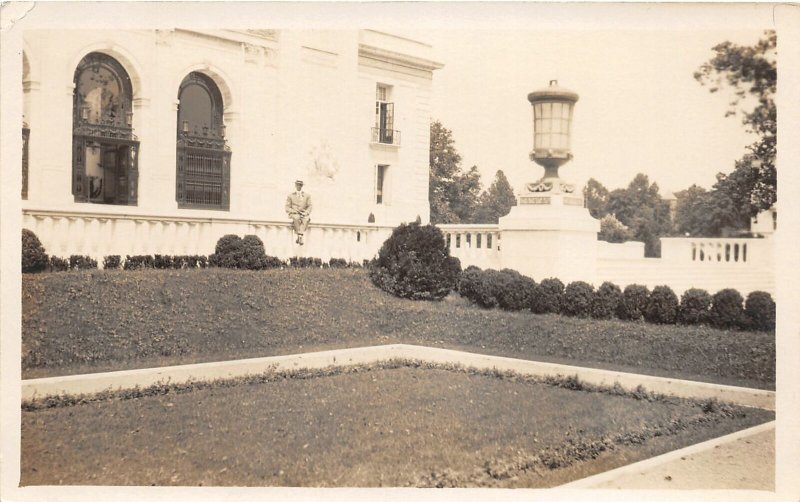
top-left (285, 180), bottom-right (312, 245)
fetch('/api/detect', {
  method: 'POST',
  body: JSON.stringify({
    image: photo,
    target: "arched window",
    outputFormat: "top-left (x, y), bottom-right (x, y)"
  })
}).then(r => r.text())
top-left (176, 72), bottom-right (231, 210)
top-left (72, 52), bottom-right (139, 205)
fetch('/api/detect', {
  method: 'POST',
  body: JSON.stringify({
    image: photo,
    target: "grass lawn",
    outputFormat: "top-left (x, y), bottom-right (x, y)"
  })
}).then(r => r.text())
top-left (20, 364), bottom-right (774, 487)
top-left (22, 268), bottom-right (775, 388)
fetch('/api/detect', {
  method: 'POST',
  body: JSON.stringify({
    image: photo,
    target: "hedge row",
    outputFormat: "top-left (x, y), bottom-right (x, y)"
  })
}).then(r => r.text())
top-left (457, 267), bottom-right (775, 332)
top-left (22, 230), bottom-right (363, 273)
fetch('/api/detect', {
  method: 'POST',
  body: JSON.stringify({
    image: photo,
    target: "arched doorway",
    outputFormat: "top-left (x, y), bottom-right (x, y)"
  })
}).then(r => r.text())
top-left (176, 72), bottom-right (231, 210)
top-left (71, 52), bottom-right (139, 205)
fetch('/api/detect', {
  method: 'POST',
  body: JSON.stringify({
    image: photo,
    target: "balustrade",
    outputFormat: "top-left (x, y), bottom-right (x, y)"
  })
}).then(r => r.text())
top-left (437, 224), bottom-right (501, 270)
top-left (23, 209), bottom-right (389, 267)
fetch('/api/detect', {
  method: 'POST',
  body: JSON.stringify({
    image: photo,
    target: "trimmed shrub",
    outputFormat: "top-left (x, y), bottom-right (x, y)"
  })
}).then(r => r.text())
top-left (591, 282), bottom-right (623, 319)
top-left (496, 271), bottom-right (537, 312)
top-left (618, 284), bottom-right (650, 321)
top-left (471, 269), bottom-right (511, 309)
top-left (153, 254), bottom-right (174, 269)
top-left (69, 255), bottom-right (98, 270)
top-left (290, 257), bottom-right (322, 268)
top-left (124, 255), bottom-right (155, 270)
top-left (562, 281), bottom-right (595, 317)
top-left (745, 291), bottom-right (776, 332)
top-left (457, 267), bottom-right (494, 307)
top-left (209, 235), bottom-right (243, 269)
top-left (710, 288), bottom-right (745, 329)
top-left (368, 222), bottom-right (461, 301)
top-left (214, 234), bottom-right (242, 256)
top-left (238, 235), bottom-right (268, 270)
top-left (22, 229), bottom-right (49, 273)
top-left (328, 258), bottom-right (348, 268)
top-left (532, 278), bottom-right (564, 314)
top-left (49, 256), bottom-right (69, 272)
top-left (232, 235), bottom-right (264, 270)
top-left (643, 285), bottom-right (679, 324)
top-left (209, 234), bottom-right (271, 270)
top-left (678, 288), bottom-right (712, 325)
top-left (262, 256), bottom-right (283, 269)
top-left (103, 255), bottom-right (122, 270)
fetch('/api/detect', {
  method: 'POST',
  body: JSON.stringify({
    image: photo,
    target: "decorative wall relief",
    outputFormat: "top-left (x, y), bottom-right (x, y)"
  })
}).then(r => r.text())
top-left (308, 140), bottom-right (340, 182)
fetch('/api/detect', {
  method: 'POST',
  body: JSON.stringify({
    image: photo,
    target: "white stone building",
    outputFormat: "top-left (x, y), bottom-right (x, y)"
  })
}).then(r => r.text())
top-left (21, 29), bottom-right (442, 262)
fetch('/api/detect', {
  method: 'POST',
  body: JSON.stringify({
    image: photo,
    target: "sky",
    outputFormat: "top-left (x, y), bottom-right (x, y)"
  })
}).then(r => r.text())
top-left (427, 29), bottom-right (767, 197)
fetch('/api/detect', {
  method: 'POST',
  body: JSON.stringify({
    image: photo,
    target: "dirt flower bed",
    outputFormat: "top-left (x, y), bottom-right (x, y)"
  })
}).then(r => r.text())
top-left (22, 269), bottom-right (775, 388)
top-left (21, 363), bottom-right (773, 487)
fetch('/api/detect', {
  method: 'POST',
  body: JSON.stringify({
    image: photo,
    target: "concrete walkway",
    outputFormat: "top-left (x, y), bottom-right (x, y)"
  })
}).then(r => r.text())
top-left (21, 344), bottom-right (775, 410)
top-left (561, 421), bottom-right (775, 490)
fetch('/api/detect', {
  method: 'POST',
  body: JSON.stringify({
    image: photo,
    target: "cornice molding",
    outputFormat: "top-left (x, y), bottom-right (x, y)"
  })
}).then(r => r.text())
top-left (358, 44), bottom-right (444, 73)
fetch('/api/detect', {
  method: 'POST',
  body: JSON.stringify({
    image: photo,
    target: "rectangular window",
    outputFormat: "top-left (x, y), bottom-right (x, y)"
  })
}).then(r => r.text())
top-left (373, 84), bottom-right (399, 145)
top-left (376, 164), bottom-right (389, 204)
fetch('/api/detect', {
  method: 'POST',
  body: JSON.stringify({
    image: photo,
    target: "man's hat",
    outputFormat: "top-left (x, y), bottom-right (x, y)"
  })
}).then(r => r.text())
top-left (295, 180), bottom-right (304, 185)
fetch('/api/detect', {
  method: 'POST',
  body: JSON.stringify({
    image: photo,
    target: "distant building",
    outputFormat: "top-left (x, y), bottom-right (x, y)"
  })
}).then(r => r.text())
top-left (21, 29), bottom-right (442, 260)
top-left (751, 205), bottom-right (777, 236)
top-left (662, 191), bottom-right (678, 222)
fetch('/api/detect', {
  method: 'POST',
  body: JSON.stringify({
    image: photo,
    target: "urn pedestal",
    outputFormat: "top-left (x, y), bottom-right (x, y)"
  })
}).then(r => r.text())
top-left (498, 187), bottom-right (599, 285)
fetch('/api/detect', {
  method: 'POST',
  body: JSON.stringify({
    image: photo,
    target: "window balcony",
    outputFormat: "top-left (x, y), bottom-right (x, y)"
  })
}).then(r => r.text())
top-left (371, 127), bottom-right (401, 147)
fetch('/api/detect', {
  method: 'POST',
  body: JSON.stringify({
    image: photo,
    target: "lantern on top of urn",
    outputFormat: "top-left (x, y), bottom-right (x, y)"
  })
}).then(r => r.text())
top-left (526, 80), bottom-right (579, 194)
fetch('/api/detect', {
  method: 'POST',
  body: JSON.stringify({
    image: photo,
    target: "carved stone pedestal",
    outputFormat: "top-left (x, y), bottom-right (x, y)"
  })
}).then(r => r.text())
top-left (498, 186), bottom-right (599, 285)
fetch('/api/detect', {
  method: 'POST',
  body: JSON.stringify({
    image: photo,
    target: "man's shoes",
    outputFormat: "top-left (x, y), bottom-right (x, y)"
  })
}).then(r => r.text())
top-left (298, 237), bottom-right (304, 245)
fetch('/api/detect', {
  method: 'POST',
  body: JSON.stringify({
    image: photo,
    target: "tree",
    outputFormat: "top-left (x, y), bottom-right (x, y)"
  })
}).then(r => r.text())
top-left (429, 121), bottom-right (482, 223)
top-left (607, 174), bottom-right (672, 257)
top-left (598, 214), bottom-right (634, 243)
top-left (695, 31), bottom-right (776, 216)
top-left (674, 183), bottom-right (749, 237)
top-left (472, 170), bottom-right (517, 224)
top-left (448, 165), bottom-right (483, 223)
top-left (583, 178), bottom-right (610, 219)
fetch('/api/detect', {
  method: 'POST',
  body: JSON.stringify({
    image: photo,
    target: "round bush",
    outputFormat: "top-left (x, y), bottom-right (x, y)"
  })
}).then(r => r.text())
top-left (618, 284), bottom-right (650, 321)
top-left (479, 269), bottom-right (514, 309)
top-left (591, 282), bottom-right (623, 319)
top-left (496, 269), bottom-right (537, 312)
top-left (457, 267), bottom-right (494, 307)
top-left (209, 235), bottom-right (243, 268)
top-left (643, 285), bottom-right (679, 324)
top-left (532, 278), bottom-right (564, 314)
top-left (562, 281), bottom-right (595, 317)
top-left (103, 255), bottom-right (122, 270)
top-left (678, 288), bottom-right (712, 325)
top-left (239, 235), bottom-right (269, 270)
top-left (368, 222), bottom-right (461, 301)
top-left (710, 288), bottom-right (745, 330)
top-left (745, 291), bottom-right (776, 332)
top-left (209, 234), bottom-right (270, 270)
top-left (22, 229), bottom-right (49, 273)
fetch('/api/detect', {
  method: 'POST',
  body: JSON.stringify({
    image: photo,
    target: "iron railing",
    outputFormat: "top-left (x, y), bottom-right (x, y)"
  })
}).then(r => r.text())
top-left (371, 127), bottom-right (401, 146)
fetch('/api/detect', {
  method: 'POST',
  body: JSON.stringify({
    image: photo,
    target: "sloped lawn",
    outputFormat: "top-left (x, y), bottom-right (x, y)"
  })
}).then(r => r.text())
top-left (20, 363), bottom-right (774, 487)
top-left (21, 268), bottom-right (775, 388)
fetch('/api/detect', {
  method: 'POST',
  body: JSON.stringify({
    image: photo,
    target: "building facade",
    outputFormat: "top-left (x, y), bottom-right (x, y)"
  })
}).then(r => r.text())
top-left (22, 29), bottom-right (441, 262)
